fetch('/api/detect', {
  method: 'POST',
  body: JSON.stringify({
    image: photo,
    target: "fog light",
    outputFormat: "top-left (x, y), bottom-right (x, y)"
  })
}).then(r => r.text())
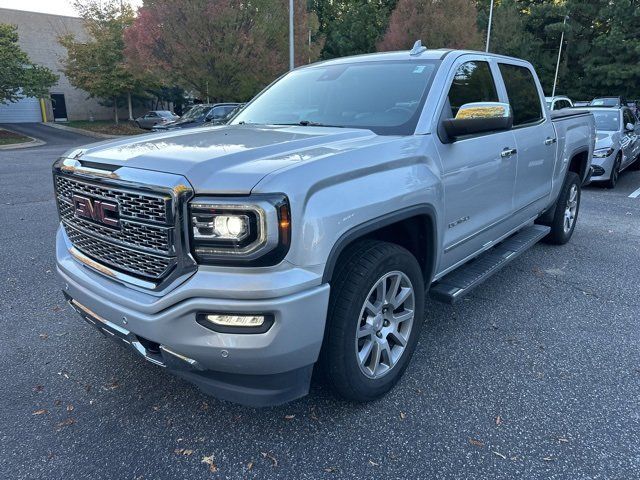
top-left (205, 314), bottom-right (265, 327)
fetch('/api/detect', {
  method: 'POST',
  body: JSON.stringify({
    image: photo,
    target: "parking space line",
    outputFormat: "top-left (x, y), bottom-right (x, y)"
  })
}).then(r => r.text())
top-left (629, 186), bottom-right (640, 198)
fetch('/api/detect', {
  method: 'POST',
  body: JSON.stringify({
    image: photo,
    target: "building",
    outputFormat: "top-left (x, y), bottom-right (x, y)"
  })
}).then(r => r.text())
top-left (0, 8), bottom-right (141, 123)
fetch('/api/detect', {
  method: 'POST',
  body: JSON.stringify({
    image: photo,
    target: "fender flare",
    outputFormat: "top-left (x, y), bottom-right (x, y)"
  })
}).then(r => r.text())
top-left (321, 204), bottom-right (439, 286)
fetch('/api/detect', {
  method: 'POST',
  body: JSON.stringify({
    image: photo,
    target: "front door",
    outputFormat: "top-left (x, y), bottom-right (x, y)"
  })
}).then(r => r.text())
top-left (435, 58), bottom-right (518, 272)
top-left (498, 63), bottom-right (555, 217)
top-left (51, 94), bottom-right (68, 121)
top-left (621, 108), bottom-right (639, 169)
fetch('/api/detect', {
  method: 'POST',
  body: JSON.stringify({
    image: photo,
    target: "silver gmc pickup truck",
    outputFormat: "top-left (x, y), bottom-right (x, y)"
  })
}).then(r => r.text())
top-left (54, 48), bottom-right (595, 406)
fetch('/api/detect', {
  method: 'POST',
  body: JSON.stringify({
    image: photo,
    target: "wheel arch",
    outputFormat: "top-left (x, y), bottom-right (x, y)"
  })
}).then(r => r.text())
top-left (322, 205), bottom-right (438, 287)
top-left (567, 147), bottom-right (590, 184)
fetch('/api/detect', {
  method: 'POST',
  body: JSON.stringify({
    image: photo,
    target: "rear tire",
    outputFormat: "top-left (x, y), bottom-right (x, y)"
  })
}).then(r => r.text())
top-left (542, 172), bottom-right (581, 245)
top-left (319, 240), bottom-right (425, 402)
top-left (604, 154), bottom-right (621, 188)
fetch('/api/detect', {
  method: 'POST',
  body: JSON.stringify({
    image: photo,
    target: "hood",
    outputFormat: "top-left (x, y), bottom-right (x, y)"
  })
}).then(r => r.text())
top-left (67, 124), bottom-right (376, 193)
top-left (595, 131), bottom-right (618, 149)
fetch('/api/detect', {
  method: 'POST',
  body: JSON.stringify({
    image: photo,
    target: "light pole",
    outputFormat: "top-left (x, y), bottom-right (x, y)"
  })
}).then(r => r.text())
top-left (551, 15), bottom-right (569, 99)
top-left (289, 0), bottom-right (294, 71)
top-left (485, 0), bottom-right (494, 52)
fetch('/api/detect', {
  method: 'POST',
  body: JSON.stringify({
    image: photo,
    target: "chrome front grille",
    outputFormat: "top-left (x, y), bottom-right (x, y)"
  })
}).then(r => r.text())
top-left (55, 175), bottom-right (169, 224)
top-left (65, 224), bottom-right (174, 278)
top-left (53, 165), bottom-right (194, 287)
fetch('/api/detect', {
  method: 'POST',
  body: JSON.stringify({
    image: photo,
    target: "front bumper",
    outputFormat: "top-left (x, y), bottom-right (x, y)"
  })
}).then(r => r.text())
top-left (590, 150), bottom-right (617, 181)
top-left (56, 227), bottom-right (330, 407)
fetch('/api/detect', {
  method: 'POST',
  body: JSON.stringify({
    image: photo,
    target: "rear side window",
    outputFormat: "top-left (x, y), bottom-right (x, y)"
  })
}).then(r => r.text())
top-left (623, 109), bottom-right (635, 126)
top-left (446, 61), bottom-right (498, 118)
top-left (499, 64), bottom-right (543, 126)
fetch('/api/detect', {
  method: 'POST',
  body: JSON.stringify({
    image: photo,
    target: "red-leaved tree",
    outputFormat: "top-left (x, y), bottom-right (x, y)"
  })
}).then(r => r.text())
top-left (125, 0), bottom-right (323, 102)
top-left (378, 0), bottom-right (482, 52)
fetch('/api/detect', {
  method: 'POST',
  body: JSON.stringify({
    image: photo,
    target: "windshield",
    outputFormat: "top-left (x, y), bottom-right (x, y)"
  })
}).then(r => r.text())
top-left (591, 110), bottom-right (620, 131)
top-left (232, 60), bottom-right (439, 135)
top-left (590, 98), bottom-right (618, 107)
top-left (181, 105), bottom-right (210, 121)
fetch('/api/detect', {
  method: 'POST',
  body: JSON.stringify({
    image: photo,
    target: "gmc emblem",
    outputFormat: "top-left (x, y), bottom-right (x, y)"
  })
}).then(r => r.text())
top-left (72, 194), bottom-right (120, 229)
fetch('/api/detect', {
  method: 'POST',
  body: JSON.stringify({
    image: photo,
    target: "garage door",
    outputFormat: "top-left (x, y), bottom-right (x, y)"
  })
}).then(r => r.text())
top-left (0, 97), bottom-right (42, 123)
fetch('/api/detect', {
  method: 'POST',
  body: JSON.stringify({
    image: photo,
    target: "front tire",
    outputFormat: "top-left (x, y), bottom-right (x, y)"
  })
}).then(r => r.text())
top-left (543, 172), bottom-right (581, 245)
top-left (319, 240), bottom-right (425, 402)
top-left (604, 154), bottom-right (621, 189)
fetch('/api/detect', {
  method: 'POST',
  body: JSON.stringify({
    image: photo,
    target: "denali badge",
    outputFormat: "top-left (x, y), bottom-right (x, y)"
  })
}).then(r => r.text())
top-left (72, 194), bottom-right (120, 229)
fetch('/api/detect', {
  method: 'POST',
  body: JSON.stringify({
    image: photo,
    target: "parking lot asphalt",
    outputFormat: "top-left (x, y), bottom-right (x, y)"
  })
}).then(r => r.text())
top-left (1, 130), bottom-right (639, 480)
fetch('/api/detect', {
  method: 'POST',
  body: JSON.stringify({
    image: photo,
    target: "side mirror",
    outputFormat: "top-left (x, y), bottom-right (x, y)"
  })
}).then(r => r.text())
top-left (625, 122), bottom-right (635, 132)
top-left (443, 102), bottom-right (513, 141)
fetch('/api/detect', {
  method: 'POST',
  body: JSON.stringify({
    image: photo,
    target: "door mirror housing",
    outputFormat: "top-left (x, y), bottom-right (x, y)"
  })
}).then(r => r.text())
top-left (625, 122), bottom-right (635, 132)
top-left (442, 102), bottom-right (513, 142)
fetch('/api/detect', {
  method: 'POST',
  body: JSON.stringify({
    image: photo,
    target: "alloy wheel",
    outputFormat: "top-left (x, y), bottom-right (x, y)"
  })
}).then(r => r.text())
top-left (355, 271), bottom-right (415, 379)
top-left (563, 184), bottom-right (578, 233)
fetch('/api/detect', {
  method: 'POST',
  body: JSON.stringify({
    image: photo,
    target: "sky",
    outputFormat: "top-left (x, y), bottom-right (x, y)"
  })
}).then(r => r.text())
top-left (0, 0), bottom-right (142, 17)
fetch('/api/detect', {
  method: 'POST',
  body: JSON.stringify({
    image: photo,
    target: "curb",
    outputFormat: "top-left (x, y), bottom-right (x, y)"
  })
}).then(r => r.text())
top-left (0, 127), bottom-right (46, 150)
top-left (43, 122), bottom-right (120, 139)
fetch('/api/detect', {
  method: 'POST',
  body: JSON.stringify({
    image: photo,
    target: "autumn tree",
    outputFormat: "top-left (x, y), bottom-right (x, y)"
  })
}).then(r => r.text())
top-left (125, 0), bottom-right (324, 103)
top-left (60, 0), bottom-right (140, 123)
top-left (0, 24), bottom-right (58, 104)
top-left (378, 0), bottom-right (482, 51)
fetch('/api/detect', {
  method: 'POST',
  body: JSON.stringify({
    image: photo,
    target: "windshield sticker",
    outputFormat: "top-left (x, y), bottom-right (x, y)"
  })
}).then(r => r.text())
top-left (413, 65), bottom-right (427, 74)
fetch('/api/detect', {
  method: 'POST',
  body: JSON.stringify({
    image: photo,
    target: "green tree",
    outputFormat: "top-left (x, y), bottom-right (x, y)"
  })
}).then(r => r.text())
top-left (579, 0), bottom-right (640, 99)
top-left (0, 23), bottom-right (58, 104)
top-left (59, 0), bottom-right (139, 123)
top-left (312, 0), bottom-right (397, 59)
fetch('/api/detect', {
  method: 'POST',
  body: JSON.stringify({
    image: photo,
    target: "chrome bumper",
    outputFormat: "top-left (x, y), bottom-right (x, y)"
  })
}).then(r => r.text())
top-left (65, 293), bottom-right (204, 371)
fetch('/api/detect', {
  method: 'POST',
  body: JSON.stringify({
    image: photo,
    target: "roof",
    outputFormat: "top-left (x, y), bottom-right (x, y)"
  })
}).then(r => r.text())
top-left (304, 48), bottom-right (532, 71)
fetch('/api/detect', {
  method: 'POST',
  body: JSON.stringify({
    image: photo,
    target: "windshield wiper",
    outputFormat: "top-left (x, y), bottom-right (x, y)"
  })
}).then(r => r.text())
top-left (272, 120), bottom-right (345, 128)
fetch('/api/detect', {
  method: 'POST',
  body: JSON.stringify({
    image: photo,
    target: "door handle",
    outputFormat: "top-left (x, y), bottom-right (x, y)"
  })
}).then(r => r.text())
top-left (544, 137), bottom-right (557, 145)
top-left (501, 148), bottom-right (517, 158)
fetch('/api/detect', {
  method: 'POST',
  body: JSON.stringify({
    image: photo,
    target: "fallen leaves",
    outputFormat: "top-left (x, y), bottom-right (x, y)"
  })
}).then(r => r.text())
top-left (493, 451), bottom-right (507, 460)
top-left (201, 454), bottom-right (218, 473)
top-left (174, 448), bottom-right (194, 456)
top-left (33, 385), bottom-right (44, 392)
top-left (39, 333), bottom-right (49, 339)
top-left (56, 418), bottom-right (76, 429)
top-left (495, 415), bottom-right (503, 426)
top-left (469, 438), bottom-right (485, 448)
top-left (324, 467), bottom-right (338, 473)
top-left (261, 452), bottom-right (278, 467)
top-left (66, 404), bottom-right (74, 412)
top-left (399, 411), bottom-right (407, 420)
top-left (284, 414), bottom-right (295, 420)
top-left (368, 459), bottom-right (379, 467)
top-left (103, 379), bottom-right (120, 390)
top-left (32, 409), bottom-right (48, 415)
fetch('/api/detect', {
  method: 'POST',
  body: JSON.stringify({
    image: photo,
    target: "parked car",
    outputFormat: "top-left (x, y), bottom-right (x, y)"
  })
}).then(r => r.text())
top-left (134, 110), bottom-right (179, 130)
top-left (545, 95), bottom-right (573, 110)
top-left (52, 47), bottom-right (595, 407)
top-left (589, 96), bottom-right (628, 108)
top-left (152, 103), bottom-right (239, 131)
top-left (579, 106), bottom-right (640, 188)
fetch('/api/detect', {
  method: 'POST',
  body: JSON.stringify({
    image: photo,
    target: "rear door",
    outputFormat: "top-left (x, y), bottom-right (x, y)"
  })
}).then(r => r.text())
top-left (434, 56), bottom-right (518, 271)
top-left (498, 62), bottom-right (556, 218)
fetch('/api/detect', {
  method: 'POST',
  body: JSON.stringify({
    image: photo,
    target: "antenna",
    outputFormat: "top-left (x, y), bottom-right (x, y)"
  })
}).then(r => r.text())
top-left (410, 40), bottom-right (427, 56)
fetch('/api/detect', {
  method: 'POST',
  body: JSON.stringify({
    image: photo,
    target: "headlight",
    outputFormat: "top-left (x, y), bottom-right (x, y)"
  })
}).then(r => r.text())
top-left (593, 147), bottom-right (614, 158)
top-left (189, 195), bottom-right (290, 266)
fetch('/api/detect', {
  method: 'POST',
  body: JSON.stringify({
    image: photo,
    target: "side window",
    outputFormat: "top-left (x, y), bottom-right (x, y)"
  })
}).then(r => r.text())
top-left (499, 64), bottom-right (543, 126)
top-left (147, 112), bottom-right (158, 117)
top-left (623, 109), bottom-right (635, 127)
top-left (445, 61), bottom-right (498, 119)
